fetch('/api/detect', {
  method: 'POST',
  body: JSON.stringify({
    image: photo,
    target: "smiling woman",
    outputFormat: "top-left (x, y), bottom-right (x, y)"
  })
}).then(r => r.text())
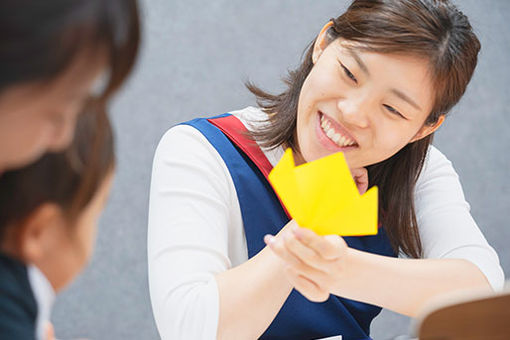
top-left (249, 0), bottom-right (481, 258)
top-left (148, 0), bottom-right (503, 339)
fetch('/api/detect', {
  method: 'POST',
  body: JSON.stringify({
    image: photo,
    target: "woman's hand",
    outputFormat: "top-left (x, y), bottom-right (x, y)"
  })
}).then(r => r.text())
top-left (264, 222), bottom-right (349, 302)
top-left (351, 167), bottom-right (368, 195)
top-left (263, 168), bottom-right (366, 302)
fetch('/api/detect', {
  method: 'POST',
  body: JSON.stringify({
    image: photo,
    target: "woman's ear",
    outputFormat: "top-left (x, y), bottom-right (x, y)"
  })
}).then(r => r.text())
top-left (312, 21), bottom-right (334, 64)
top-left (410, 115), bottom-right (445, 143)
top-left (18, 203), bottom-right (65, 263)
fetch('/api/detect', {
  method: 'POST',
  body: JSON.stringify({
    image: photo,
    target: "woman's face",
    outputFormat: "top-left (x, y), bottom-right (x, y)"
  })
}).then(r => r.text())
top-left (0, 52), bottom-right (106, 172)
top-left (296, 34), bottom-right (441, 169)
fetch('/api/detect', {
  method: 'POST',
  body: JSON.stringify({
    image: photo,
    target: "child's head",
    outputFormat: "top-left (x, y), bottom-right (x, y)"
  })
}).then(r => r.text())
top-left (0, 0), bottom-right (139, 172)
top-left (0, 102), bottom-right (115, 291)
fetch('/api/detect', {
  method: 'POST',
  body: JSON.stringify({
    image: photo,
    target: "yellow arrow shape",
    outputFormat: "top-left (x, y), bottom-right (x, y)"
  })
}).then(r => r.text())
top-left (268, 149), bottom-right (378, 236)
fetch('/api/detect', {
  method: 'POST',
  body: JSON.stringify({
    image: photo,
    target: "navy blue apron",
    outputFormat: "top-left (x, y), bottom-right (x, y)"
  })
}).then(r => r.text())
top-left (181, 114), bottom-right (397, 340)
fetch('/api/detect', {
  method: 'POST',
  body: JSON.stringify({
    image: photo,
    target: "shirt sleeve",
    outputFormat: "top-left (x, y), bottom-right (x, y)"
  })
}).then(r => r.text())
top-left (147, 124), bottom-right (235, 339)
top-left (414, 146), bottom-right (505, 291)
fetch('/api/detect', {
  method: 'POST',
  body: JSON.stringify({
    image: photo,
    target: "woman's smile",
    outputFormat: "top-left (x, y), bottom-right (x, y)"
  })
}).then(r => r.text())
top-left (315, 111), bottom-right (359, 152)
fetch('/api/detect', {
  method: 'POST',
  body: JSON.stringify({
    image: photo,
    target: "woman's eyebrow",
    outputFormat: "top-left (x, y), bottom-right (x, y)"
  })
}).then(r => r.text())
top-left (347, 48), bottom-right (370, 76)
top-left (391, 89), bottom-right (422, 111)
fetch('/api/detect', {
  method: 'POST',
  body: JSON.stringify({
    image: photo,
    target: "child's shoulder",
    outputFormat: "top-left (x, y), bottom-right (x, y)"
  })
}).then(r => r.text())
top-left (0, 253), bottom-right (37, 339)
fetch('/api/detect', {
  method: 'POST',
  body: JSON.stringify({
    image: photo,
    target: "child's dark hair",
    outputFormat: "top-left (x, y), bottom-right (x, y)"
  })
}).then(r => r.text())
top-left (0, 0), bottom-right (140, 100)
top-left (0, 101), bottom-right (115, 240)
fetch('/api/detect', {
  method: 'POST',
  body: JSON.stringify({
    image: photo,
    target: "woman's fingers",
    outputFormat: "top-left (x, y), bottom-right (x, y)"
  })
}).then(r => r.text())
top-left (350, 167), bottom-right (368, 195)
top-left (284, 265), bottom-right (330, 302)
top-left (264, 234), bottom-right (303, 268)
top-left (265, 225), bottom-right (350, 301)
top-left (292, 227), bottom-right (346, 261)
top-left (282, 229), bottom-right (326, 271)
top-left (265, 232), bottom-right (330, 277)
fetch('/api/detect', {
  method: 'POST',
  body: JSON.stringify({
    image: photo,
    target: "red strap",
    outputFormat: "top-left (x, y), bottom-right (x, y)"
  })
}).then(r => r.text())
top-left (208, 115), bottom-right (274, 178)
top-left (208, 115), bottom-right (291, 218)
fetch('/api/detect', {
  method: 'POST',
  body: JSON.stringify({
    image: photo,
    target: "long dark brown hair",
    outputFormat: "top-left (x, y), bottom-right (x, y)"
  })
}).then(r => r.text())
top-left (0, 100), bottom-right (115, 240)
top-left (248, 0), bottom-right (480, 258)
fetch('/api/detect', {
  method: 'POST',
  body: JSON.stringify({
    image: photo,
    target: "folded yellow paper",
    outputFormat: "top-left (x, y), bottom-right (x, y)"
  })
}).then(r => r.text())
top-left (268, 149), bottom-right (378, 236)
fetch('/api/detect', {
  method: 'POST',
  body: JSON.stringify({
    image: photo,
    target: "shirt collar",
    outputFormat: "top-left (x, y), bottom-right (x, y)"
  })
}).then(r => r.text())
top-left (27, 265), bottom-right (55, 340)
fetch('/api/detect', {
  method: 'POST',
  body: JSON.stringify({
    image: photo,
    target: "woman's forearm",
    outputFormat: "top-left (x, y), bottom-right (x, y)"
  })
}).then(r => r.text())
top-left (215, 246), bottom-right (293, 339)
top-left (336, 249), bottom-right (492, 316)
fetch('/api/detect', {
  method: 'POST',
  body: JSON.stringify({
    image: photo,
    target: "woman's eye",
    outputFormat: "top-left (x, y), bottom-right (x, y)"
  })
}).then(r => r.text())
top-left (341, 64), bottom-right (357, 83)
top-left (383, 104), bottom-right (406, 119)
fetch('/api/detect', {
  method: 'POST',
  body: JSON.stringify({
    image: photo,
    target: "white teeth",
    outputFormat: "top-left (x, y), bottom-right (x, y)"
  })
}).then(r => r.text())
top-left (320, 114), bottom-right (356, 147)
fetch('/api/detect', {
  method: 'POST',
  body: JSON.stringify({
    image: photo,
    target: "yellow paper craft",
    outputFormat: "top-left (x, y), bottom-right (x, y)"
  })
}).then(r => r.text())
top-left (268, 149), bottom-right (378, 236)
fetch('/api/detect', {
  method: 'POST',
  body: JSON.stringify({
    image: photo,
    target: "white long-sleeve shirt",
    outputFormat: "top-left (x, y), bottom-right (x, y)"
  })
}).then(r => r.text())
top-left (147, 106), bottom-right (504, 340)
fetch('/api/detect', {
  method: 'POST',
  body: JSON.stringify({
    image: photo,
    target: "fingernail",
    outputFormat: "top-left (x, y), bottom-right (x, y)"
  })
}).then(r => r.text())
top-left (292, 226), bottom-right (302, 238)
top-left (264, 234), bottom-right (275, 245)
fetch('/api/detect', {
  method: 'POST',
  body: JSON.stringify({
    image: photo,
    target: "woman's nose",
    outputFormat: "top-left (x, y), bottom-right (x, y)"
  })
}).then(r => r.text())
top-left (336, 96), bottom-right (371, 129)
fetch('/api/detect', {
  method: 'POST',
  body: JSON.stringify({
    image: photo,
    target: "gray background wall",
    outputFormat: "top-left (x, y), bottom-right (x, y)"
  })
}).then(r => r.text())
top-left (52, 1), bottom-right (510, 339)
